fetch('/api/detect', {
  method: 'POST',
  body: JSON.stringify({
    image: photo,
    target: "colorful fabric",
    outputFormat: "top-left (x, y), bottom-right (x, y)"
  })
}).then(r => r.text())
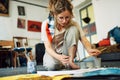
top-left (52, 30), bottom-right (65, 53)
top-left (41, 14), bottom-right (55, 43)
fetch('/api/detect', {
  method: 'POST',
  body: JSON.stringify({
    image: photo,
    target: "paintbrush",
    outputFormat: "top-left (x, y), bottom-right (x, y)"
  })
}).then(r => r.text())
top-left (80, 47), bottom-right (107, 62)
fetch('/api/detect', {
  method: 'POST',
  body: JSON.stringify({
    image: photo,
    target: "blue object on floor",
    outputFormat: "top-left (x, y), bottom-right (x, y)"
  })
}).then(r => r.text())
top-left (83, 68), bottom-right (120, 77)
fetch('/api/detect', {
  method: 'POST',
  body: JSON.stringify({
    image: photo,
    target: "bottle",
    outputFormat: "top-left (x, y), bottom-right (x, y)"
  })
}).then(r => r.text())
top-left (27, 60), bottom-right (37, 73)
top-left (26, 52), bottom-right (37, 73)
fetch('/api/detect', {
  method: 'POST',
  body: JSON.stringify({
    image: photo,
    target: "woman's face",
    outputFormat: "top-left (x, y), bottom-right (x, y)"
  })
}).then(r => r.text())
top-left (56, 10), bottom-right (71, 27)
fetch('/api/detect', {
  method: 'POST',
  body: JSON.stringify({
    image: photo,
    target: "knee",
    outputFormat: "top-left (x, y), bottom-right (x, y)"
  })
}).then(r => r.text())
top-left (43, 63), bottom-right (63, 71)
top-left (44, 64), bottom-right (55, 71)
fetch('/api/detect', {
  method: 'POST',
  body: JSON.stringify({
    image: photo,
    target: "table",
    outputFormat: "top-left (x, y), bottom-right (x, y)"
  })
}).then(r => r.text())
top-left (0, 49), bottom-right (14, 68)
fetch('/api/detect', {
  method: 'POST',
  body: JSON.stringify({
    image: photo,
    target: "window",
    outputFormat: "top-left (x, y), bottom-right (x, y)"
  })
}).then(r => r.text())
top-left (80, 4), bottom-right (98, 43)
top-left (79, 4), bottom-right (98, 57)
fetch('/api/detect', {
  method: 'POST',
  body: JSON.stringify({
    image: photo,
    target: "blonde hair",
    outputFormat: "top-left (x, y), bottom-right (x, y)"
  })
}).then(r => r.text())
top-left (48, 0), bottom-right (73, 16)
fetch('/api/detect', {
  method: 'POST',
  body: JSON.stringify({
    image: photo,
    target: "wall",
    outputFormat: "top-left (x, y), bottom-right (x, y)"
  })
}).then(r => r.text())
top-left (92, 0), bottom-right (120, 40)
top-left (0, 0), bottom-right (49, 41)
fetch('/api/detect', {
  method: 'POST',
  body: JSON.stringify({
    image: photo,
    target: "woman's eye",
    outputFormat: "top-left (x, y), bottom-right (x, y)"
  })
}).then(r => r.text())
top-left (59, 17), bottom-right (63, 19)
top-left (66, 16), bottom-right (70, 19)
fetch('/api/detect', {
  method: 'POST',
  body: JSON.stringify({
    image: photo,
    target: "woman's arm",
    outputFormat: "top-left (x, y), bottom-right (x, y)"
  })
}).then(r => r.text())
top-left (44, 41), bottom-right (69, 64)
top-left (81, 36), bottom-right (101, 56)
top-left (44, 41), bottom-right (60, 59)
top-left (81, 36), bottom-right (92, 51)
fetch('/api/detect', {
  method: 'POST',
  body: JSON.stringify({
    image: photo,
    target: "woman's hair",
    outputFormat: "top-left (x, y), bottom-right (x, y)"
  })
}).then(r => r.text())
top-left (48, 0), bottom-right (73, 16)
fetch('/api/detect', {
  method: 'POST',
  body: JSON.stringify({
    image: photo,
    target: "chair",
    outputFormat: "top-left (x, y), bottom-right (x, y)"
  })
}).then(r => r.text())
top-left (13, 36), bottom-right (32, 67)
top-left (13, 36), bottom-right (28, 48)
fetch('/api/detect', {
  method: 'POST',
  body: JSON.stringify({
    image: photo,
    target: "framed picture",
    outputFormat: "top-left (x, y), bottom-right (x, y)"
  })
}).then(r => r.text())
top-left (82, 26), bottom-right (90, 36)
top-left (28, 20), bottom-right (42, 32)
top-left (0, 0), bottom-right (9, 16)
top-left (17, 18), bottom-right (26, 29)
top-left (89, 23), bottom-right (96, 34)
top-left (18, 6), bottom-right (25, 16)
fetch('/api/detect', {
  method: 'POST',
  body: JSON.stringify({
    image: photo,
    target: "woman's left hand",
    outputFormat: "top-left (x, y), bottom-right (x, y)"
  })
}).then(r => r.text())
top-left (87, 48), bottom-right (101, 56)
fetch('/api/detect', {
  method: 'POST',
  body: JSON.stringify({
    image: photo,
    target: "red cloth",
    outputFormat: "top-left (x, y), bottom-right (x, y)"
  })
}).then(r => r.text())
top-left (98, 38), bottom-right (110, 47)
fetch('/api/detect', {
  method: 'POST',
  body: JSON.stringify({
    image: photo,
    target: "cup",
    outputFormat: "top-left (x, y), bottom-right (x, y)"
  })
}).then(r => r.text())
top-left (94, 57), bottom-right (101, 68)
top-left (65, 63), bottom-right (70, 70)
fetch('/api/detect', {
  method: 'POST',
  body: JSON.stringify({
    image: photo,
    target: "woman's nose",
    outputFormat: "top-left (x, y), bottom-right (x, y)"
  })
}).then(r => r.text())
top-left (62, 18), bottom-right (68, 23)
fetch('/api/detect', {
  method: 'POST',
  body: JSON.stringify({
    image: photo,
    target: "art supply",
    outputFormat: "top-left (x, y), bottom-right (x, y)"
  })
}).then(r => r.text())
top-left (65, 63), bottom-right (70, 70)
top-left (81, 47), bottom-right (107, 61)
top-left (27, 59), bottom-right (37, 73)
top-left (24, 44), bottom-right (37, 73)
top-left (79, 48), bottom-right (107, 69)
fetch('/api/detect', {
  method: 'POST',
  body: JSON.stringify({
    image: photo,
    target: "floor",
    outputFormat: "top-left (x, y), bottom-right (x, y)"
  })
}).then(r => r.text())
top-left (0, 65), bottom-right (46, 77)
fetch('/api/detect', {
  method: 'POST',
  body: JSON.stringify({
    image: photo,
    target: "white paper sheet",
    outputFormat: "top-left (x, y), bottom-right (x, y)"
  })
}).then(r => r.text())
top-left (37, 68), bottom-right (103, 76)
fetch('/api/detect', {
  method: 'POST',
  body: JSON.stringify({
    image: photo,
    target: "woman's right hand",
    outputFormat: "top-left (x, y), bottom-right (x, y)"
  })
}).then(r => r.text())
top-left (58, 54), bottom-right (80, 69)
top-left (58, 54), bottom-right (70, 65)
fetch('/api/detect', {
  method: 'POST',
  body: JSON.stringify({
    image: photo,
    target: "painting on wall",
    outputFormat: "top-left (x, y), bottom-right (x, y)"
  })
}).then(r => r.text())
top-left (89, 23), bottom-right (96, 34)
top-left (0, 0), bottom-right (9, 16)
top-left (17, 18), bottom-right (26, 29)
top-left (18, 6), bottom-right (25, 16)
top-left (28, 20), bottom-right (42, 32)
top-left (82, 26), bottom-right (90, 36)
top-left (82, 23), bottom-right (96, 36)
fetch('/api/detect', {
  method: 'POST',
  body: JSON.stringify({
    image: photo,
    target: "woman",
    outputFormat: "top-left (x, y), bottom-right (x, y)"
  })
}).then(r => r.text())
top-left (41, 0), bottom-right (101, 70)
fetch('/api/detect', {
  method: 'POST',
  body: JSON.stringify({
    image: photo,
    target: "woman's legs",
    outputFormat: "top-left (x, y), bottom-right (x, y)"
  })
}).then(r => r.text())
top-left (43, 53), bottom-right (63, 70)
top-left (68, 45), bottom-right (80, 69)
top-left (64, 26), bottom-right (80, 69)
